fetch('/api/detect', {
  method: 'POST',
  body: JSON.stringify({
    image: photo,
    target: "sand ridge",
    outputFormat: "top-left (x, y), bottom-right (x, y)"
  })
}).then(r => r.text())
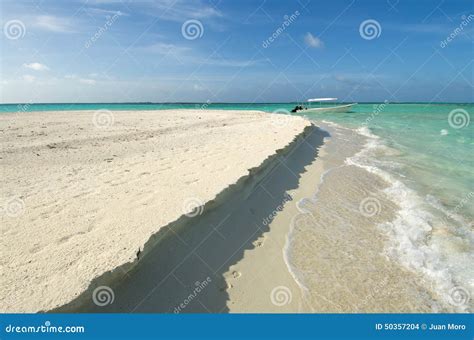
top-left (0, 109), bottom-right (310, 312)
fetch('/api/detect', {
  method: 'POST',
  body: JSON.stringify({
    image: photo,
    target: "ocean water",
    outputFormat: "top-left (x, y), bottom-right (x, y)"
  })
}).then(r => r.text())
top-left (2, 102), bottom-right (472, 311)
top-left (289, 103), bottom-right (473, 311)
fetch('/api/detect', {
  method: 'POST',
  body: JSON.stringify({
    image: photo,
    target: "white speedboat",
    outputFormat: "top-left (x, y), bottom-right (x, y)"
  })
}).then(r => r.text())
top-left (294, 98), bottom-right (357, 113)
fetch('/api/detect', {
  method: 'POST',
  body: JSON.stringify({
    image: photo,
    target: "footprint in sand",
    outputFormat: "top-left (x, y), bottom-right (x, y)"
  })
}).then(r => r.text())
top-left (252, 236), bottom-right (265, 248)
top-left (220, 270), bottom-right (241, 292)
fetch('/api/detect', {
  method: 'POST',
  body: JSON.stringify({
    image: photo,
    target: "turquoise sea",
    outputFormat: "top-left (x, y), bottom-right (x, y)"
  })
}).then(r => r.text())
top-left (2, 102), bottom-right (472, 307)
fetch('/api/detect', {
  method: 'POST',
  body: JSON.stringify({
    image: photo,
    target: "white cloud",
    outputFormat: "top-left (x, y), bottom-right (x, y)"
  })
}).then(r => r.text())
top-left (64, 74), bottom-right (97, 85)
top-left (84, 8), bottom-right (126, 18)
top-left (193, 84), bottom-right (205, 91)
top-left (22, 75), bottom-right (36, 83)
top-left (23, 62), bottom-right (49, 71)
top-left (304, 32), bottom-right (324, 48)
top-left (145, 43), bottom-right (265, 67)
top-left (35, 15), bottom-right (75, 33)
top-left (147, 43), bottom-right (191, 56)
top-left (150, 0), bottom-right (222, 21)
top-left (79, 78), bottom-right (97, 85)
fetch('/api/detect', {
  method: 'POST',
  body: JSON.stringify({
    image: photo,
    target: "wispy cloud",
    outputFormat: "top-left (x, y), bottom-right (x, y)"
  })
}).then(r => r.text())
top-left (79, 78), bottom-right (97, 85)
top-left (83, 7), bottom-right (126, 18)
top-left (304, 32), bottom-right (324, 48)
top-left (22, 75), bottom-right (36, 83)
top-left (23, 62), bottom-right (49, 71)
top-left (64, 74), bottom-right (97, 85)
top-left (396, 23), bottom-right (448, 34)
top-left (34, 15), bottom-right (76, 33)
top-left (149, 0), bottom-right (222, 21)
top-left (146, 43), bottom-right (191, 56)
top-left (145, 42), bottom-right (265, 68)
top-left (198, 57), bottom-right (266, 68)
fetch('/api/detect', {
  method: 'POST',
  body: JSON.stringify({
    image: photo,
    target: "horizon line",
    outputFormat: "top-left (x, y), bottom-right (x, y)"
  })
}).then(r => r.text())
top-left (1, 101), bottom-right (473, 105)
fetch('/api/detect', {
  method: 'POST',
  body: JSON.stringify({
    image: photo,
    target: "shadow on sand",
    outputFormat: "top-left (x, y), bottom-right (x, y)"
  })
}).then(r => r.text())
top-left (53, 125), bottom-right (329, 313)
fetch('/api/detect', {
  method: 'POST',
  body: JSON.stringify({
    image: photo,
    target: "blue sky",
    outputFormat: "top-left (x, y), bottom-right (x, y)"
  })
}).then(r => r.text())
top-left (0, 0), bottom-right (473, 103)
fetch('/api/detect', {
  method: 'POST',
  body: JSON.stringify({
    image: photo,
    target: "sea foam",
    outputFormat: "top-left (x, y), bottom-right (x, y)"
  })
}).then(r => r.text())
top-left (346, 126), bottom-right (473, 312)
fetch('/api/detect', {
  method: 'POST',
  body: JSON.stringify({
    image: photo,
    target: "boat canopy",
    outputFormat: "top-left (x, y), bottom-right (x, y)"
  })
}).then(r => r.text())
top-left (307, 98), bottom-right (337, 102)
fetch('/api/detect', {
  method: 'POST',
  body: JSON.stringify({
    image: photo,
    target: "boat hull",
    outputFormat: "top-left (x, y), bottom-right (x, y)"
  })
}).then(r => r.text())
top-left (297, 103), bottom-right (356, 113)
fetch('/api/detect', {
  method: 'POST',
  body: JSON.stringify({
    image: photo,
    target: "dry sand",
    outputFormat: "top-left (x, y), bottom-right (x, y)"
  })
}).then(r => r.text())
top-left (0, 109), bottom-right (310, 312)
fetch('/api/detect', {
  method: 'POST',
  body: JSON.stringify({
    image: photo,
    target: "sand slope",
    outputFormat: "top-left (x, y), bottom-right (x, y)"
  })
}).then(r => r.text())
top-left (0, 109), bottom-right (310, 312)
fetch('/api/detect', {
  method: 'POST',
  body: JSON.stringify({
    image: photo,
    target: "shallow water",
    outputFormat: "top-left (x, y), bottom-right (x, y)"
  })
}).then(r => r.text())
top-left (287, 120), bottom-right (472, 312)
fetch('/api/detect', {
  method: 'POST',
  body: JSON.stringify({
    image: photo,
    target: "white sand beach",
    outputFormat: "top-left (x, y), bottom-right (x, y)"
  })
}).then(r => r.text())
top-left (0, 109), bottom-right (310, 312)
